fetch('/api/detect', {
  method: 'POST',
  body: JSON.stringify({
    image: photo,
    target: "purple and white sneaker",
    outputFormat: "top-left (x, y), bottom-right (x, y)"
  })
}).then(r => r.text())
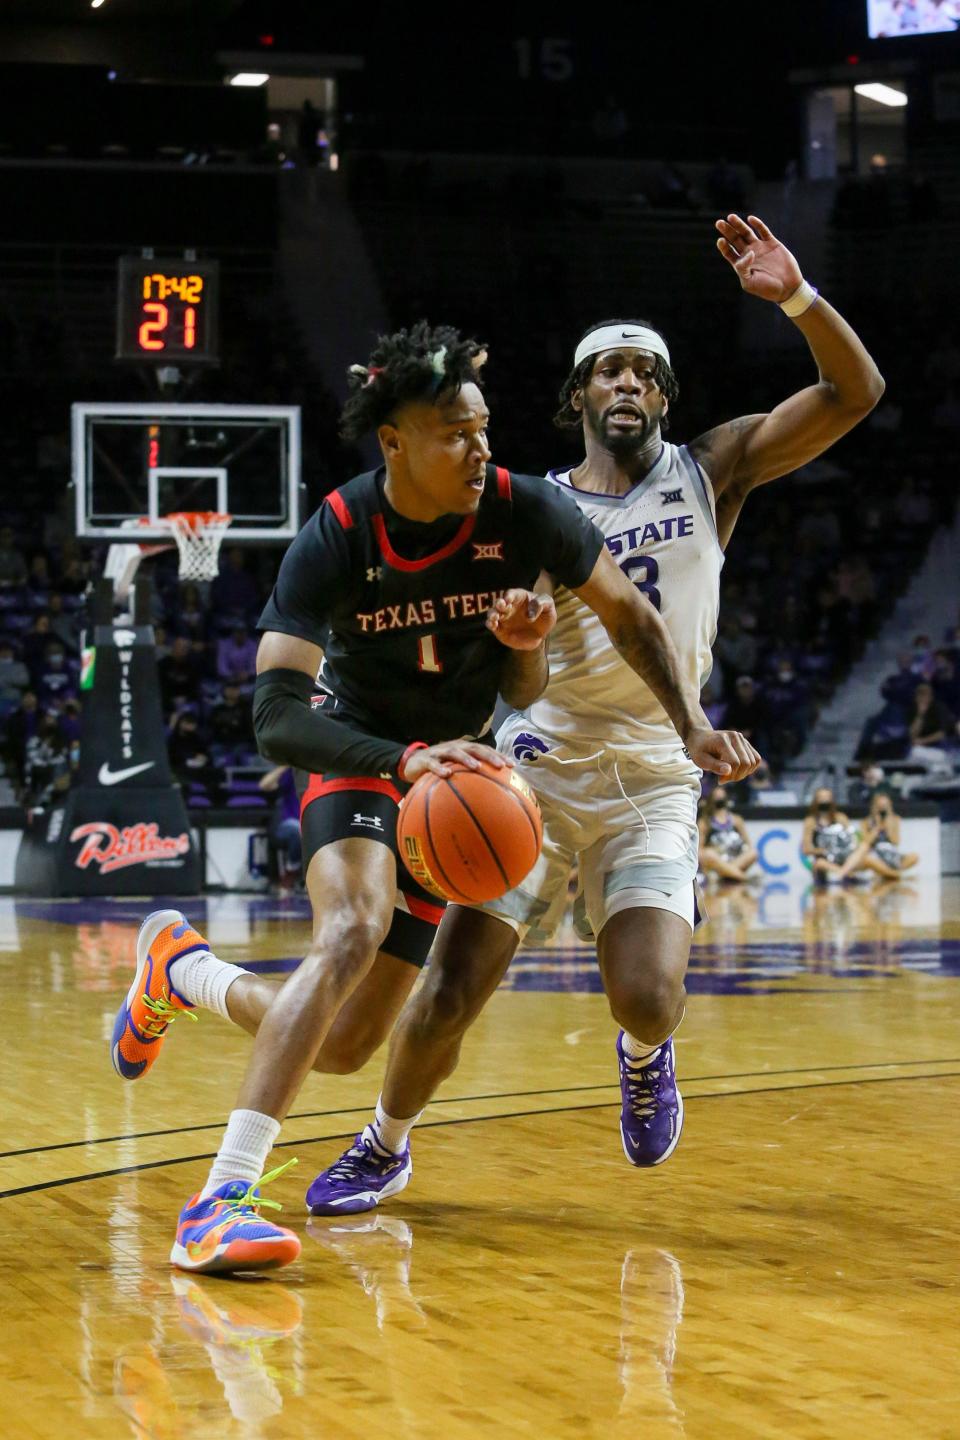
top-left (616, 1032), bottom-right (684, 1167)
top-left (305, 1125), bottom-right (412, 1216)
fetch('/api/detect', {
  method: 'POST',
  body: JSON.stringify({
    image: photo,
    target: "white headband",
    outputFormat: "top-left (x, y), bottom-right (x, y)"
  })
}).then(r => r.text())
top-left (574, 324), bottom-right (670, 370)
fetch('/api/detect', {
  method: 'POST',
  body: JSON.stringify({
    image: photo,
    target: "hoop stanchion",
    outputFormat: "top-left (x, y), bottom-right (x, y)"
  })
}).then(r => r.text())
top-left (159, 511), bottom-right (233, 582)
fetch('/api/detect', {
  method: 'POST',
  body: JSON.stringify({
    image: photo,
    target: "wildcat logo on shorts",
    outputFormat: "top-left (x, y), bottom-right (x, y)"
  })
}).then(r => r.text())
top-left (512, 731), bottom-right (550, 763)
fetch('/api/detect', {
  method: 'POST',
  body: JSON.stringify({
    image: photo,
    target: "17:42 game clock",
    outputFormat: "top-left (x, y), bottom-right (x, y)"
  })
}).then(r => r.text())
top-left (116, 257), bottom-right (219, 364)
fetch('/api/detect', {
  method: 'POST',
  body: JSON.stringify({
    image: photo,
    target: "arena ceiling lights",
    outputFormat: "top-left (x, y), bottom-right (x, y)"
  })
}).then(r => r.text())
top-left (854, 82), bottom-right (908, 107)
top-left (226, 72), bottom-right (270, 86)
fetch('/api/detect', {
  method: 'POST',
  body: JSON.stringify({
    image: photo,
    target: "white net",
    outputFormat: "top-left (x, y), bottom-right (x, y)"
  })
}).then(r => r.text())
top-left (160, 511), bottom-right (233, 582)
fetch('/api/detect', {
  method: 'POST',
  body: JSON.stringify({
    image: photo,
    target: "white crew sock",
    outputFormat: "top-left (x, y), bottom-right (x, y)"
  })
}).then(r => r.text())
top-left (370, 1094), bottom-right (422, 1155)
top-left (169, 949), bottom-right (242, 1021)
top-left (621, 1032), bottom-right (665, 1066)
top-left (201, 1109), bottom-right (281, 1197)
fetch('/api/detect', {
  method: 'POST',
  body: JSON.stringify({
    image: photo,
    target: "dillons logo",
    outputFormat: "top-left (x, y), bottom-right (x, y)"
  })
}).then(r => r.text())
top-left (71, 821), bottom-right (191, 874)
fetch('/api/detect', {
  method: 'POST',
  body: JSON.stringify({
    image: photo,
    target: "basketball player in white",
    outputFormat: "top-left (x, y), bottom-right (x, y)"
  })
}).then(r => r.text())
top-left (308, 214), bottom-right (886, 1206)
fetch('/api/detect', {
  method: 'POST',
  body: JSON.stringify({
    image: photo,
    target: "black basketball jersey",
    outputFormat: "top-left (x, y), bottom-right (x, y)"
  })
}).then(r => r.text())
top-left (258, 462), bottom-right (603, 745)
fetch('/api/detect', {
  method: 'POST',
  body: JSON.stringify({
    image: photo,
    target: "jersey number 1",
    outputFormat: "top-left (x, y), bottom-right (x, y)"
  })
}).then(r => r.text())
top-left (417, 635), bottom-right (443, 673)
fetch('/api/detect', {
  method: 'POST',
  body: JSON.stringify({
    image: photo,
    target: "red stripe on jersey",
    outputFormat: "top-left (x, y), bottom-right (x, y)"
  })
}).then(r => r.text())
top-left (371, 512), bottom-right (476, 572)
top-left (325, 490), bottom-right (354, 529)
top-left (495, 466), bottom-right (512, 501)
top-left (301, 773), bottom-right (401, 817)
top-left (401, 891), bottom-right (446, 925)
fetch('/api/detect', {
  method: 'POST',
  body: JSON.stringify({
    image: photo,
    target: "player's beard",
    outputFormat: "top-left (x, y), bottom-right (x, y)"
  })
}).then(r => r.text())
top-left (586, 396), bottom-right (659, 459)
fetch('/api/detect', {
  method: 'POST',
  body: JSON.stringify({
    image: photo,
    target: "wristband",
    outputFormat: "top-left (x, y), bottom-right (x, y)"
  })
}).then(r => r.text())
top-left (780, 279), bottom-right (819, 318)
top-left (397, 741), bottom-right (428, 783)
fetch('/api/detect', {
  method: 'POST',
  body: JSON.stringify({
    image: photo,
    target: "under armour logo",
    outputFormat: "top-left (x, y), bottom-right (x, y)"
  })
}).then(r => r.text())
top-left (660, 489), bottom-right (683, 505)
top-left (352, 813), bottom-right (384, 831)
top-left (366, 566), bottom-right (382, 582)
top-left (472, 541), bottom-right (504, 561)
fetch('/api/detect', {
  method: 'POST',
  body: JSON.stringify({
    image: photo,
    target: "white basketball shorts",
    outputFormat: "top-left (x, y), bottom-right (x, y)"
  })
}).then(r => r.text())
top-left (477, 714), bottom-right (702, 946)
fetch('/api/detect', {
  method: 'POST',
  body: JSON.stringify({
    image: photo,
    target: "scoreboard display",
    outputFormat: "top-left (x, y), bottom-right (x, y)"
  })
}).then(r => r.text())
top-left (116, 257), bottom-right (219, 364)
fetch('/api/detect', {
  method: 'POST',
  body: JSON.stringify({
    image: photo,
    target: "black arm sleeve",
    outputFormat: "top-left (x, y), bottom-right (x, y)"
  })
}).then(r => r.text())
top-left (253, 669), bottom-right (406, 779)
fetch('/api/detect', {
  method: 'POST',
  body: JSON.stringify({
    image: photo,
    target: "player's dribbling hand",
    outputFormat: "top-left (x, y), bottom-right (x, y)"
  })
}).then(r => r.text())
top-left (486, 589), bottom-right (557, 651)
top-left (684, 727), bottom-right (761, 782)
top-left (401, 738), bottom-right (512, 783)
top-left (715, 214), bottom-right (803, 304)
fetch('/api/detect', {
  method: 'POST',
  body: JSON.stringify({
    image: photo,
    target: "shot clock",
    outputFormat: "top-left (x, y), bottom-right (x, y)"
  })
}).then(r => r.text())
top-left (116, 257), bottom-right (219, 364)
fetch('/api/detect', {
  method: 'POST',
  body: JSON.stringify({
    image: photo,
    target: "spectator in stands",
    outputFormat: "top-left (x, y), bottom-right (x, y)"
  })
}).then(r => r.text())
top-left (801, 788), bottom-right (857, 881)
top-left (58, 558), bottom-right (88, 597)
top-left (0, 527), bottom-right (27, 589)
top-left (714, 613), bottom-right (757, 690)
top-left (909, 634), bottom-right (935, 679)
top-left (932, 650), bottom-right (960, 713)
top-left (847, 762), bottom-right (895, 809)
top-left (834, 791), bottom-right (918, 882)
top-left (174, 583), bottom-right (208, 644)
top-left (167, 710), bottom-right (210, 787)
top-left (701, 675), bottom-right (726, 729)
top-left (22, 614), bottom-right (53, 675)
top-left (908, 682), bottom-right (955, 770)
top-left (211, 547), bottom-right (260, 626)
top-left (209, 682), bottom-right (256, 753)
top-left (698, 788), bottom-right (757, 883)
top-left (0, 641), bottom-right (30, 701)
top-left (855, 699), bottom-right (911, 763)
top-left (4, 689), bottom-right (40, 777)
top-left (158, 635), bottom-right (203, 711)
top-left (723, 676), bottom-right (767, 750)
top-left (652, 160), bottom-right (696, 210)
top-left (881, 652), bottom-right (920, 708)
top-left (258, 764), bottom-right (302, 893)
top-left (216, 624), bottom-right (258, 687)
top-left (35, 642), bottom-right (76, 705)
top-left (22, 713), bottom-right (69, 808)
top-left (27, 555), bottom-right (52, 600)
top-left (834, 554), bottom-right (877, 631)
top-left (762, 657), bottom-right (810, 766)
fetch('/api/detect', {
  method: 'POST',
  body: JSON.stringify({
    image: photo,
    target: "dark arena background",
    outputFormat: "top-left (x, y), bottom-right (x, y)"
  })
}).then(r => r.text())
top-left (1, 2), bottom-right (959, 1436)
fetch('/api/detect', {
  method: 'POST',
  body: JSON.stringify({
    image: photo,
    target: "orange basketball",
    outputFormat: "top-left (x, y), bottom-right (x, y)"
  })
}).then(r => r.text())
top-left (397, 759), bottom-right (542, 904)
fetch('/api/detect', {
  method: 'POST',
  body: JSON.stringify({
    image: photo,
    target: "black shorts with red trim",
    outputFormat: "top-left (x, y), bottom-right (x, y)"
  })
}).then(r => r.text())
top-left (300, 773), bottom-right (445, 967)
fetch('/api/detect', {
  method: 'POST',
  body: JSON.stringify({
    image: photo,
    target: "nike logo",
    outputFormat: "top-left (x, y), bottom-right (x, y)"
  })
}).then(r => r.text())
top-left (98, 761), bottom-right (155, 786)
top-left (621, 330), bottom-right (646, 339)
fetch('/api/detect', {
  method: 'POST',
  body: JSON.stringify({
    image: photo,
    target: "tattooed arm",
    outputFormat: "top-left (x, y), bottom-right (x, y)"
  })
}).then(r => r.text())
top-left (573, 548), bottom-right (759, 781)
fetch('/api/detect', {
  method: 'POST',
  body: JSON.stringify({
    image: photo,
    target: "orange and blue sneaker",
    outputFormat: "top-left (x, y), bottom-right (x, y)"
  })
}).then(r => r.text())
top-left (171, 1161), bottom-right (302, 1275)
top-left (111, 909), bottom-right (204, 1080)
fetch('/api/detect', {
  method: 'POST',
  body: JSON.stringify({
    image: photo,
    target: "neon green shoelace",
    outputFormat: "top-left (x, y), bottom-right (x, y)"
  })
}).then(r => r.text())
top-left (226, 1158), bottom-right (299, 1215)
top-left (142, 989), bottom-right (199, 1037)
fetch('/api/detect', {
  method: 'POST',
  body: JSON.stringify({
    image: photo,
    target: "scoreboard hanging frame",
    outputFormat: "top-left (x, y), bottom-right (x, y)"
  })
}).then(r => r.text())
top-left (116, 256), bottom-right (220, 365)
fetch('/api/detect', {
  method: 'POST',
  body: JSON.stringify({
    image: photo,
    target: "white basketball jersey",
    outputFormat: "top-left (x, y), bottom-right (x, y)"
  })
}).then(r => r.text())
top-left (526, 442), bottom-right (723, 776)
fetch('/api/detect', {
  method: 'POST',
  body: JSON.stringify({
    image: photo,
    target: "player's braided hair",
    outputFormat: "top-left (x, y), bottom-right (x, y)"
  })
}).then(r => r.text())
top-left (554, 317), bottom-right (679, 432)
top-left (340, 321), bottom-right (488, 442)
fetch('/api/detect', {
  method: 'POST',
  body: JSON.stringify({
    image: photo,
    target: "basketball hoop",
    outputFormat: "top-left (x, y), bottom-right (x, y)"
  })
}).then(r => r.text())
top-left (158, 511), bottom-right (233, 582)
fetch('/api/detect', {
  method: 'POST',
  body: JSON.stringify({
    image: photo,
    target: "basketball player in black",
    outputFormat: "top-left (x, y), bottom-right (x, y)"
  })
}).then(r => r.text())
top-left (118, 323), bottom-right (757, 1273)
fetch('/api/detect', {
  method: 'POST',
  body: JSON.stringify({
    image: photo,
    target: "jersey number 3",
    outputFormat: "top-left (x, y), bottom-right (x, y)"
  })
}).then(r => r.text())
top-left (619, 556), bottom-right (662, 611)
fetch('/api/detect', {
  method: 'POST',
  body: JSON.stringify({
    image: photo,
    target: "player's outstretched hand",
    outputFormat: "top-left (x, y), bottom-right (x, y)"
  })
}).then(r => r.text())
top-left (402, 738), bottom-right (512, 783)
top-left (486, 589), bottom-right (557, 651)
top-left (715, 214), bottom-right (803, 303)
top-left (684, 727), bottom-right (761, 782)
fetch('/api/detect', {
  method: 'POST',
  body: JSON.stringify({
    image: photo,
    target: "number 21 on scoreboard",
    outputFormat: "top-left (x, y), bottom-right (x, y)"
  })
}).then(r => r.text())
top-left (138, 303), bottom-right (197, 352)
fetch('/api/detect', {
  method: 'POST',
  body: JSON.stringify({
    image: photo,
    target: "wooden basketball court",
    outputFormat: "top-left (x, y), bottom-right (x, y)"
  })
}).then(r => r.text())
top-left (2, 877), bottom-right (958, 1438)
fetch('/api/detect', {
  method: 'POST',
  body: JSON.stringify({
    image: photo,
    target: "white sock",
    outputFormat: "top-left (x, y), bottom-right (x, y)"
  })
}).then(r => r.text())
top-left (621, 1032), bottom-right (664, 1066)
top-left (169, 949), bottom-right (242, 1020)
top-left (369, 1094), bottom-right (422, 1155)
top-left (202, 1109), bottom-right (281, 1197)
